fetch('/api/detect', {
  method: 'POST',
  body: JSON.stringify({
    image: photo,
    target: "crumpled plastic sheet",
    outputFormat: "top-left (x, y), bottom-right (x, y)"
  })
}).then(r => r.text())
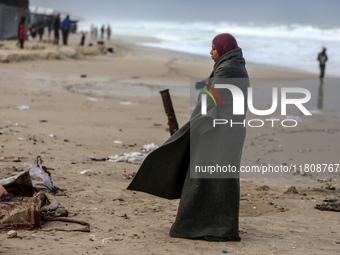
top-left (108, 152), bottom-right (147, 163)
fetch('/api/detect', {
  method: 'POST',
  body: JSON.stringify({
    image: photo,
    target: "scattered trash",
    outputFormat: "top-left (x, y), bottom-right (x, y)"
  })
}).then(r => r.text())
top-left (101, 237), bottom-right (112, 246)
top-left (39, 120), bottom-right (48, 123)
top-left (120, 101), bottom-right (133, 105)
top-left (55, 191), bottom-right (67, 196)
top-left (23, 156), bottom-right (55, 192)
top-left (142, 143), bottom-right (159, 152)
top-left (121, 172), bottom-right (135, 179)
top-left (54, 207), bottom-right (68, 217)
top-left (17, 105), bottom-right (30, 110)
top-left (114, 140), bottom-right (123, 144)
top-left (315, 199), bottom-right (340, 212)
top-left (222, 250), bottom-right (228, 254)
top-left (89, 158), bottom-right (106, 162)
top-left (80, 170), bottom-right (93, 175)
top-left (87, 97), bottom-right (101, 102)
top-left (0, 156), bottom-right (56, 193)
top-left (108, 152), bottom-right (147, 163)
top-left (48, 134), bottom-right (56, 138)
top-left (7, 230), bottom-right (17, 238)
top-left (54, 239), bottom-right (59, 241)
top-left (17, 137), bottom-right (25, 141)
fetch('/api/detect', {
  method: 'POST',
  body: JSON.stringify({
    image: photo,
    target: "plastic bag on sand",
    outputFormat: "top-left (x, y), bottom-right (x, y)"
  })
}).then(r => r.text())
top-left (142, 143), bottom-right (159, 152)
top-left (23, 156), bottom-right (55, 192)
top-left (108, 152), bottom-right (147, 163)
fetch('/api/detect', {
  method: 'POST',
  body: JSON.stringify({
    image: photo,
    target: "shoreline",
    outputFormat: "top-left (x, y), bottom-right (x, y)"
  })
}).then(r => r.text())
top-left (1, 32), bottom-right (332, 79)
top-left (109, 34), bottom-right (339, 78)
top-left (1, 34), bottom-right (340, 112)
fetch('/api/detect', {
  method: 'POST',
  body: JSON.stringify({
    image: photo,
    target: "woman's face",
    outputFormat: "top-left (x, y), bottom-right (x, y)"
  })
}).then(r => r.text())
top-left (210, 44), bottom-right (220, 62)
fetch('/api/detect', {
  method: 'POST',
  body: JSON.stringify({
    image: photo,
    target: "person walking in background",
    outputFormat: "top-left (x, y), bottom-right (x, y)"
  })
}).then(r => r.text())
top-left (18, 17), bottom-right (26, 49)
top-left (38, 20), bottom-right (44, 41)
top-left (107, 25), bottom-right (111, 40)
top-left (61, 15), bottom-right (77, 45)
top-left (90, 24), bottom-right (94, 39)
top-left (100, 25), bottom-right (105, 39)
top-left (29, 23), bottom-right (37, 39)
top-left (79, 33), bottom-right (85, 46)
top-left (317, 47), bottom-right (328, 79)
top-left (53, 13), bottom-right (61, 45)
top-left (94, 27), bottom-right (98, 38)
top-left (47, 15), bottom-right (53, 39)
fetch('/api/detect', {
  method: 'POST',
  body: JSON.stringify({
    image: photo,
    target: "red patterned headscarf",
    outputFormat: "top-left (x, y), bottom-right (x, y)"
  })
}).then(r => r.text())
top-left (212, 33), bottom-right (238, 56)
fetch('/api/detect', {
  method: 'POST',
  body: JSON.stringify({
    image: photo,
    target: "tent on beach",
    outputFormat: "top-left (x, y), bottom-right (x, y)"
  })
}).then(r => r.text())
top-left (0, 0), bottom-right (29, 40)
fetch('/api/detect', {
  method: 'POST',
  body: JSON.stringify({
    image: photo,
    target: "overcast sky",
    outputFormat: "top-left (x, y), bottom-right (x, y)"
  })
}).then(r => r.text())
top-left (29, 0), bottom-right (340, 26)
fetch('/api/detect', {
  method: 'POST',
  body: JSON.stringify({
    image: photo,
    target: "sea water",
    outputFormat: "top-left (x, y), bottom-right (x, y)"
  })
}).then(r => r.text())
top-left (79, 20), bottom-right (340, 77)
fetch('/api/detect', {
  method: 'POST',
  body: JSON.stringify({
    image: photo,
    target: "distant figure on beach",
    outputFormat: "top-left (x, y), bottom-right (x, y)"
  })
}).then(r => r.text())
top-left (317, 47), bottom-right (328, 79)
top-left (61, 15), bottom-right (78, 45)
top-left (90, 24), bottom-right (94, 38)
top-left (38, 21), bottom-right (44, 41)
top-left (101, 25), bottom-right (105, 39)
top-left (29, 24), bottom-right (37, 39)
top-left (107, 25), bottom-right (111, 40)
top-left (71, 23), bottom-right (77, 33)
top-left (128, 33), bottom-right (248, 242)
top-left (53, 13), bottom-right (61, 45)
top-left (47, 15), bottom-right (53, 39)
top-left (79, 33), bottom-right (85, 46)
top-left (94, 27), bottom-right (98, 38)
top-left (18, 17), bottom-right (26, 49)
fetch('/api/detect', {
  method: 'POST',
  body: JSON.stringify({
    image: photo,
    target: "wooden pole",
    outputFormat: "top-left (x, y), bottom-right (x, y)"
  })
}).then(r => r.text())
top-left (159, 89), bottom-right (179, 136)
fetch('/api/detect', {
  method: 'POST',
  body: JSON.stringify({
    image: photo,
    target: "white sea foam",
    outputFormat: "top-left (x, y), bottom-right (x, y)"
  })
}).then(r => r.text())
top-left (79, 20), bottom-right (340, 77)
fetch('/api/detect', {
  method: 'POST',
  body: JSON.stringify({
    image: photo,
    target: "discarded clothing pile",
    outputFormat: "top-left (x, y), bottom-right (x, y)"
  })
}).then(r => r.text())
top-left (0, 156), bottom-right (90, 231)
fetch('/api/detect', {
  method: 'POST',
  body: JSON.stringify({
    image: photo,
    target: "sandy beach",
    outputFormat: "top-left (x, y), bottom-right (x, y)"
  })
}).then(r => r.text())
top-left (0, 34), bottom-right (339, 255)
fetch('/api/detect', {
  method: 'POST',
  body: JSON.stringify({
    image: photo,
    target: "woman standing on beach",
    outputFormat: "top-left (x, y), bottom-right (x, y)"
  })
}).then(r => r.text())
top-left (128, 33), bottom-right (249, 241)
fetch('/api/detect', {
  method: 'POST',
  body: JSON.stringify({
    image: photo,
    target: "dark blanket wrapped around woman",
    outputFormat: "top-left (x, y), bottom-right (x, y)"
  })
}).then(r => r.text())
top-left (127, 33), bottom-right (249, 241)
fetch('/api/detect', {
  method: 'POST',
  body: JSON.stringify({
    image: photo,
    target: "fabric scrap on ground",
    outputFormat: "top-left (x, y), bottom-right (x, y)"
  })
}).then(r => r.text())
top-left (108, 152), bottom-right (147, 163)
